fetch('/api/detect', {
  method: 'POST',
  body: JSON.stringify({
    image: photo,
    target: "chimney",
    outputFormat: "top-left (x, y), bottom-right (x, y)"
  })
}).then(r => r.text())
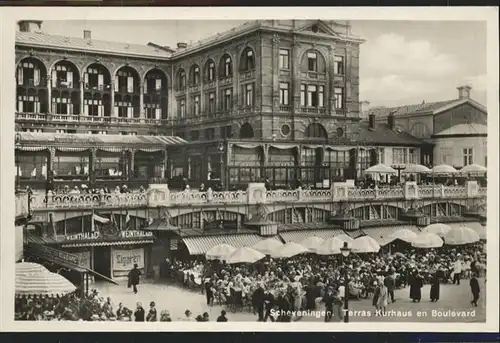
top-left (457, 85), bottom-right (472, 100)
top-left (18, 20), bottom-right (43, 33)
top-left (83, 30), bottom-right (92, 39)
top-left (388, 112), bottom-right (396, 130)
top-left (368, 114), bottom-right (376, 130)
top-left (177, 42), bottom-right (188, 49)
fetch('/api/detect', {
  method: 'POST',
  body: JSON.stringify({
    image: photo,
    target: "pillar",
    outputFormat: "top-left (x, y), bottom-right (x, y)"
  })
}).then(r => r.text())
top-left (163, 149), bottom-right (168, 179)
top-left (292, 37), bottom-right (301, 114)
top-left (47, 76), bottom-right (52, 114)
top-left (79, 80), bottom-right (84, 115)
top-left (47, 147), bottom-right (56, 175)
top-left (110, 84), bottom-right (116, 118)
top-left (139, 85), bottom-right (144, 120)
top-left (89, 148), bottom-right (97, 188)
top-left (328, 45), bottom-right (335, 114)
top-left (129, 149), bottom-right (135, 180)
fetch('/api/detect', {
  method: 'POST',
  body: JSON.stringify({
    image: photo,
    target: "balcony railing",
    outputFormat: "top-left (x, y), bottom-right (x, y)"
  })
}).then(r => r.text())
top-left (26, 183), bottom-right (486, 211)
top-left (299, 107), bottom-right (327, 114)
top-left (16, 112), bottom-right (163, 125)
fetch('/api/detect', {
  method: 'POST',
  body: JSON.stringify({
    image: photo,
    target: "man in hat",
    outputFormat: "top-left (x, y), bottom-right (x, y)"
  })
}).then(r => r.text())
top-left (128, 263), bottom-right (142, 294)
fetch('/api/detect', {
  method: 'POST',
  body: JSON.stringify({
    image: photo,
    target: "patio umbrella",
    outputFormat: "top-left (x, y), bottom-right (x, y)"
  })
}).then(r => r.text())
top-left (300, 236), bottom-right (325, 252)
top-left (15, 261), bottom-right (49, 274)
top-left (402, 164), bottom-right (432, 174)
top-left (15, 264), bottom-right (76, 297)
top-left (316, 237), bottom-right (344, 255)
top-left (364, 163), bottom-right (397, 175)
top-left (351, 236), bottom-right (381, 253)
top-left (271, 242), bottom-right (309, 259)
top-left (225, 247), bottom-right (265, 264)
top-left (334, 234), bottom-right (354, 243)
top-left (411, 233), bottom-right (443, 249)
top-left (459, 164), bottom-right (487, 174)
top-left (443, 226), bottom-right (480, 245)
top-left (421, 223), bottom-right (452, 237)
top-left (474, 225), bottom-right (487, 240)
top-left (390, 228), bottom-right (418, 243)
top-left (252, 238), bottom-right (283, 255)
top-left (205, 244), bottom-right (236, 261)
top-left (431, 164), bottom-right (458, 175)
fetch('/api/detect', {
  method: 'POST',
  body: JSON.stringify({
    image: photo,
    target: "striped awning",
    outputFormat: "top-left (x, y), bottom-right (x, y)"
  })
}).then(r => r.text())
top-left (16, 146), bottom-right (48, 152)
top-left (279, 229), bottom-right (345, 243)
top-left (363, 225), bottom-right (420, 246)
top-left (61, 239), bottom-right (154, 248)
top-left (182, 234), bottom-right (280, 256)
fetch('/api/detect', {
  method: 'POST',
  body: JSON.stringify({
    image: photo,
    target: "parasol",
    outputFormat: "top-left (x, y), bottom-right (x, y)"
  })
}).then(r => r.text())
top-left (459, 164), bottom-right (487, 174)
top-left (351, 236), bottom-right (381, 253)
top-left (225, 247), bottom-right (265, 264)
top-left (15, 263), bottom-right (76, 297)
top-left (430, 164), bottom-right (458, 175)
top-left (205, 244), bottom-right (236, 261)
top-left (402, 164), bottom-right (432, 174)
top-left (443, 226), bottom-right (481, 245)
top-left (300, 236), bottom-right (325, 252)
top-left (421, 223), bottom-right (452, 237)
top-left (364, 163), bottom-right (397, 175)
top-left (334, 234), bottom-right (354, 243)
top-left (252, 238), bottom-right (283, 255)
top-left (411, 233), bottom-right (443, 249)
top-left (315, 237), bottom-right (344, 255)
top-left (271, 242), bottom-right (309, 259)
top-left (390, 228), bottom-right (418, 243)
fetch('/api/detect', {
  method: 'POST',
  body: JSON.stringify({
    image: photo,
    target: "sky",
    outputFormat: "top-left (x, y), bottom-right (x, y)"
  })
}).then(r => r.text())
top-left (40, 20), bottom-right (488, 108)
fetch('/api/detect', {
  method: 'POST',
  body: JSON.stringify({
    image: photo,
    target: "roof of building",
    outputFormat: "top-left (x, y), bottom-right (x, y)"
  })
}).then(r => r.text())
top-left (370, 98), bottom-right (486, 118)
top-left (434, 123), bottom-right (487, 136)
top-left (16, 31), bottom-right (172, 59)
top-left (18, 132), bottom-right (187, 148)
top-left (356, 122), bottom-right (426, 146)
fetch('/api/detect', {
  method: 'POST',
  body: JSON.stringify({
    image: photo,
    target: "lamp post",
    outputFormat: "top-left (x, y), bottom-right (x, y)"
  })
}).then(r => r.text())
top-left (15, 132), bottom-right (21, 194)
top-left (217, 141), bottom-right (225, 190)
top-left (340, 241), bottom-right (351, 323)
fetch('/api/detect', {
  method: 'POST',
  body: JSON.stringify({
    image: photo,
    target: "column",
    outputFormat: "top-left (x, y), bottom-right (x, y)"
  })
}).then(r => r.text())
top-left (129, 149), bottom-right (135, 180)
top-left (292, 37), bottom-right (301, 120)
top-left (272, 34), bottom-right (280, 115)
top-left (47, 147), bottom-right (56, 175)
top-left (47, 77), bottom-right (52, 114)
top-left (89, 148), bottom-right (97, 188)
top-left (139, 85), bottom-right (144, 121)
top-left (163, 150), bottom-right (168, 179)
top-left (199, 75), bottom-right (204, 117)
top-left (110, 84), bottom-right (116, 118)
top-left (328, 45), bottom-right (335, 114)
top-left (79, 80), bottom-right (84, 115)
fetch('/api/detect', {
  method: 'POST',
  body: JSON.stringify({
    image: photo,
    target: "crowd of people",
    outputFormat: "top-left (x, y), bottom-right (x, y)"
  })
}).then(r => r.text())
top-left (165, 243), bottom-right (486, 321)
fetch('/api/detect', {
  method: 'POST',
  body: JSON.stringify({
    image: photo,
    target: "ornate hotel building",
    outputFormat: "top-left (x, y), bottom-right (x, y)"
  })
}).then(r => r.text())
top-left (15, 19), bottom-right (430, 191)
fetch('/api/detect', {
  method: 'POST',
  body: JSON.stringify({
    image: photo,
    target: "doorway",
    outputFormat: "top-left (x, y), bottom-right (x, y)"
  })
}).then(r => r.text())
top-left (93, 246), bottom-right (111, 279)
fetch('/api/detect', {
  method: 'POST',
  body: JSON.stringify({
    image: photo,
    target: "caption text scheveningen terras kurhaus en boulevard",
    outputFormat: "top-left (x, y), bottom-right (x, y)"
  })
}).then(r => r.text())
top-left (13, 20), bottom-right (487, 323)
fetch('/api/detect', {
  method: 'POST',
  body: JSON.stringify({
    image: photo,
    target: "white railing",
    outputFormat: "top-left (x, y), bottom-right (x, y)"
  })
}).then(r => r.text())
top-left (26, 184), bottom-right (486, 211)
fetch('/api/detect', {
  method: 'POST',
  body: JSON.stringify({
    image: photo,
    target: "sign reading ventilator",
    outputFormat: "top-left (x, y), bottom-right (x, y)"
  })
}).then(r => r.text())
top-left (112, 248), bottom-right (144, 278)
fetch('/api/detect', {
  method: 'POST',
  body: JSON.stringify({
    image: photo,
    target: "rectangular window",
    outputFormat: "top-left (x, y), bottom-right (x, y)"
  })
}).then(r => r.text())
top-left (193, 67), bottom-right (200, 84)
top-left (279, 82), bottom-right (289, 105)
top-left (208, 63), bottom-right (215, 81)
top-left (179, 99), bottom-right (186, 118)
top-left (334, 87), bottom-right (344, 109)
top-left (208, 92), bottom-right (216, 114)
top-left (463, 148), bottom-right (473, 166)
top-left (377, 148), bottom-right (385, 165)
top-left (190, 130), bottom-right (199, 141)
top-left (300, 85), bottom-right (306, 106)
top-left (193, 95), bottom-right (200, 116)
top-left (409, 148), bottom-right (418, 164)
top-left (204, 128), bottom-right (215, 140)
top-left (224, 89), bottom-right (232, 111)
top-left (318, 86), bottom-right (324, 107)
top-left (279, 49), bottom-right (290, 69)
top-left (245, 83), bottom-right (254, 107)
top-left (334, 56), bottom-right (344, 75)
top-left (392, 148), bottom-right (407, 165)
top-left (307, 85), bottom-right (318, 107)
top-left (307, 52), bottom-right (317, 72)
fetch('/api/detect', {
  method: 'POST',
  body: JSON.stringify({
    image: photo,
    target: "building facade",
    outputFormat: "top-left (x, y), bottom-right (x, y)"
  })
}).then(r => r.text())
top-left (15, 19), bottom-right (431, 190)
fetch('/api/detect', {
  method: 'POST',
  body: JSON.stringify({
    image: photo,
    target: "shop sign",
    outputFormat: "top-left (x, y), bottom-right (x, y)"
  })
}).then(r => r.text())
top-left (30, 244), bottom-right (81, 266)
top-left (72, 250), bottom-right (91, 269)
top-left (119, 230), bottom-right (154, 239)
top-left (65, 231), bottom-right (101, 241)
top-left (111, 248), bottom-right (144, 278)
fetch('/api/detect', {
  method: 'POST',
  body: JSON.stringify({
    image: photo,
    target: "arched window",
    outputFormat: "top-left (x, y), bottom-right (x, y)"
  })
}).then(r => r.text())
top-left (190, 65), bottom-right (200, 85)
top-left (240, 47), bottom-right (255, 71)
top-left (239, 123), bottom-right (254, 139)
top-left (177, 69), bottom-right (186, 89)
top-left (300, 50), bottom-right (326, 74)
top-left (305, 123), bottom-right (328, 141)
top-left (220, 54), bottom-right (232, 78)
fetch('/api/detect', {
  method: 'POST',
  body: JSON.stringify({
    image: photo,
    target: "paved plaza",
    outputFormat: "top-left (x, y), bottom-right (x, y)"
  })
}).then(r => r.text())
top-left (95, 278), bottom-right (486, 323)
